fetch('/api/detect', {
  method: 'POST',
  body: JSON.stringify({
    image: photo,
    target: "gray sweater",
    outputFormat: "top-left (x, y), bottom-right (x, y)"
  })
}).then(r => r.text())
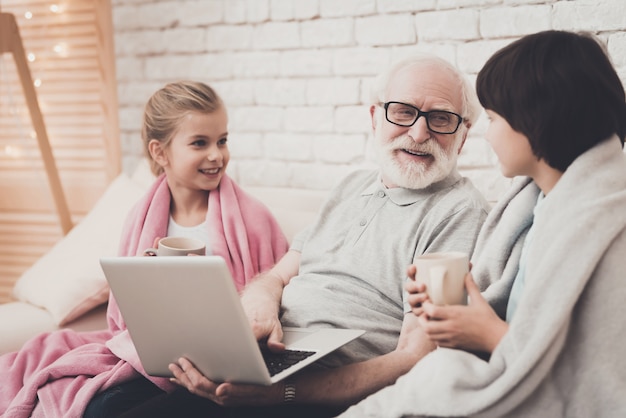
top-left (281, 168), bottom-right (489, 368)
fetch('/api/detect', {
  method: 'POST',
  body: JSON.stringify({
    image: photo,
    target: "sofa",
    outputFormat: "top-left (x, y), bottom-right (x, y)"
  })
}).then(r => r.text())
top-left (0, 161), bottom-right (329, 355)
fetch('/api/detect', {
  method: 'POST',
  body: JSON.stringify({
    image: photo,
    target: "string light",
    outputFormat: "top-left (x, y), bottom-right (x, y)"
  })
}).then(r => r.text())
top-left (50, 4), bottom-right (61, 13)
top-left (1, 0), bottom-right (78, 240)
top-left (3, 145), bottom-right (23, 159)
top-left (3, 3), bottom-right (71, 159)
top-left (53, 42), bottom-right (68, 57)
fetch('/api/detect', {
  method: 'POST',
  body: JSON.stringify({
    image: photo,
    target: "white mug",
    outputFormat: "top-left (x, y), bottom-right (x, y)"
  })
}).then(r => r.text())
top-left (144, 236), bottom-right (206, 257)
top-left (413, 252), bottom-right (469, 306)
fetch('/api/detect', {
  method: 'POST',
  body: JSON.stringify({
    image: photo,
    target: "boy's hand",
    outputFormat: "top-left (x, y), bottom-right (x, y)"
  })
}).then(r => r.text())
top-left (419, 274), bottom-right (508, 353)
top-left (405, 264), bottom-right (430, 317)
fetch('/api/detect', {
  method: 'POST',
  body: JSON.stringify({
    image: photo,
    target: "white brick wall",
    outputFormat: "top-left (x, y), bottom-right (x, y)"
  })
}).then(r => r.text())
top-left (112, 0), bottom-right (626, 203)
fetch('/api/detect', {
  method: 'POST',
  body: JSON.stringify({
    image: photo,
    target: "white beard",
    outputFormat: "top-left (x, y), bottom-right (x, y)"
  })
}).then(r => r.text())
top-left (373, 133), bottom-right (462, 189)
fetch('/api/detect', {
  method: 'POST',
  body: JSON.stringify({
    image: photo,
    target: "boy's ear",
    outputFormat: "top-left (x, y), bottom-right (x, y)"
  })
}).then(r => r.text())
top-left (148, 139), bottom-right (168, 168)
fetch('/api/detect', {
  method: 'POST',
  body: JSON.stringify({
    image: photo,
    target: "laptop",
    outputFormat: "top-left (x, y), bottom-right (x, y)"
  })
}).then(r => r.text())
top-left (100, 256), bottom-right (364, 385)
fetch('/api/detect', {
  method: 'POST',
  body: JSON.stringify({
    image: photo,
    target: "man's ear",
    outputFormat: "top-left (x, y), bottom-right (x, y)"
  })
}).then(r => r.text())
top-left (457, 122), bottom-right (471, 154)
top-left (148, 139), bottom-right (168, 168)
top-left (370, 105), bottom-right (378, 132)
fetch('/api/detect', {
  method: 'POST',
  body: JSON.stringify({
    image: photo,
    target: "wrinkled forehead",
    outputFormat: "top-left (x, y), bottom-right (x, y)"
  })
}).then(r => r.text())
top-left (385, 62), bottom-right (465, 114)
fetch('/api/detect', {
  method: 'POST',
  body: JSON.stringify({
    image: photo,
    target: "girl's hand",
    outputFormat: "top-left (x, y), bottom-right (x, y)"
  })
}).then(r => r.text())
top-left (142, 237), bottom-right (162, 256)
top-left (419, 273), bottom-right (508, 354)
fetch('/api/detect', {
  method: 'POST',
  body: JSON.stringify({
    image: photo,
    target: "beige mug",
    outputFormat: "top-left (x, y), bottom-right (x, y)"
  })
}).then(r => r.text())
top-left (413, 252), bottom-right (469, 306)
top-left (144, 236), bottom-right (206, 257)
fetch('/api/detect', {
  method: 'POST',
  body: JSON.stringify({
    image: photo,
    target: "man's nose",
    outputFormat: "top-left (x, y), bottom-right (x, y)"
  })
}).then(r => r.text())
top-left (407, 116), bottom-right (431, 143)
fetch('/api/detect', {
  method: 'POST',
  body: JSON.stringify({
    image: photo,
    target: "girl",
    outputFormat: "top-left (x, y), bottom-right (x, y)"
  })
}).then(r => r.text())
top-left (340, 30), bottom-right (626, 417)
top-left (0, 81), bottom-right (289, 418)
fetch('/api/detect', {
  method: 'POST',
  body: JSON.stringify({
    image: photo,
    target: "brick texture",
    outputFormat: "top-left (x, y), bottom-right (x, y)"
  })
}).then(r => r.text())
top-left (112, 0), bottom-right (626, 204)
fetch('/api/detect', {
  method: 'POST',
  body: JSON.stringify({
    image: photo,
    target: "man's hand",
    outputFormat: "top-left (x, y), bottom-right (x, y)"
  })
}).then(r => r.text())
top-left (169, 357), bottom-right (282, 406)
top-left (418, 274), bottom-right (508, 354)
top-left (240, 250), bottom-right (302, 351)
top-left (243, 295), bottom-right (286, 352)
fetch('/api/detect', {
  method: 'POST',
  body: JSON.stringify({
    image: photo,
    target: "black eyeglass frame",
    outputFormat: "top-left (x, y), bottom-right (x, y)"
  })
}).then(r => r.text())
top-left (382, 101), bottom-right (464, 134)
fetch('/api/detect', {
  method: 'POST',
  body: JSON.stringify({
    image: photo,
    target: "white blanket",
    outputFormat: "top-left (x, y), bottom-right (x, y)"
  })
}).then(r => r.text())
top-left (339, 136), bottom-right (626, 417)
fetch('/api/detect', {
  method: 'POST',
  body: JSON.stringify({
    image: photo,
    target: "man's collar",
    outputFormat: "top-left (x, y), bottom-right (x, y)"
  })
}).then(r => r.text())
top-left (361, 170), bottom-right (462, 206)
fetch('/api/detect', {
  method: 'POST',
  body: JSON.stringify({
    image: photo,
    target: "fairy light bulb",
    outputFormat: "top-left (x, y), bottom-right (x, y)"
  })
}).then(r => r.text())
top-left (54, 43), bottom-right (69, 57)
top-left (4, 145), bottom-right (23, 159)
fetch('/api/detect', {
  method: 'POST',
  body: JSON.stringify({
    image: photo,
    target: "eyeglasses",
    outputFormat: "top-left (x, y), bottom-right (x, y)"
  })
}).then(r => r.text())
top-left (382, 101), bottom-right (463, 134)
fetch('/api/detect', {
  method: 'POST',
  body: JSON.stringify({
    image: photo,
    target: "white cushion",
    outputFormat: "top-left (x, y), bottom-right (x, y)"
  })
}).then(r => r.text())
top-left (0, 302), bottom-right (57, 354)
top-left (0, 302), bottom-right (109, 355)
top-left (12, 173), bottom-right (145, 325)
top-left (130, 158), bottom-right (156, 189)
top-left (244, 187), bottom-right (327, 242)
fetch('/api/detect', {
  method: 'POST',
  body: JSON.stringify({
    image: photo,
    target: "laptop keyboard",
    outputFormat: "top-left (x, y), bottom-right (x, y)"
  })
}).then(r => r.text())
top-left (262, 349), bottom-right (316, 376)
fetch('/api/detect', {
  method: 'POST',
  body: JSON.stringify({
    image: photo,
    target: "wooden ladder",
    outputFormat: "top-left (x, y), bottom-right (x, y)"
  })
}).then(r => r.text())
top-left (0, 11), bottom-right (73, 235)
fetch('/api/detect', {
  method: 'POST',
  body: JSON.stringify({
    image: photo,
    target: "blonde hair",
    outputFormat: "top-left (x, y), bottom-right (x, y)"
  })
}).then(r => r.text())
top-left (142, 80), bottom-right (224, 176)
top-left (370, 53), bottom-right (481, 126)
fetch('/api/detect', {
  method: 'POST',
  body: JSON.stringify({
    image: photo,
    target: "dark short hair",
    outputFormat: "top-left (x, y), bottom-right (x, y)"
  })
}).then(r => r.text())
top-left (476, 30), bottom-right (626, 171)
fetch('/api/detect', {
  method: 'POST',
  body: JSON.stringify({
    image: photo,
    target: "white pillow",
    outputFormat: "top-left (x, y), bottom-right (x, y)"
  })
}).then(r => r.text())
top-left (12, 173), bottom-right (147, 326)
top-left (131, 158), bottom-right (156, 189)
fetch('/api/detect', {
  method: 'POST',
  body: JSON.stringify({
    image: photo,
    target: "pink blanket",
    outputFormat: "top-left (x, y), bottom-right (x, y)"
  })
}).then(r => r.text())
top-left (0, 174), bottom-right (288, 418)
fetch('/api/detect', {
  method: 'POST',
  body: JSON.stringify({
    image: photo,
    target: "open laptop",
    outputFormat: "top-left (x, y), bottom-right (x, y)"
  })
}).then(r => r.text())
top-left (100, 256), bottom-right (364, 385)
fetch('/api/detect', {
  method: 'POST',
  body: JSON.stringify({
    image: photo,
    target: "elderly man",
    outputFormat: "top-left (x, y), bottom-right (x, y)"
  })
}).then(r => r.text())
top-left (112, 53), bottom-right (491, 418)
